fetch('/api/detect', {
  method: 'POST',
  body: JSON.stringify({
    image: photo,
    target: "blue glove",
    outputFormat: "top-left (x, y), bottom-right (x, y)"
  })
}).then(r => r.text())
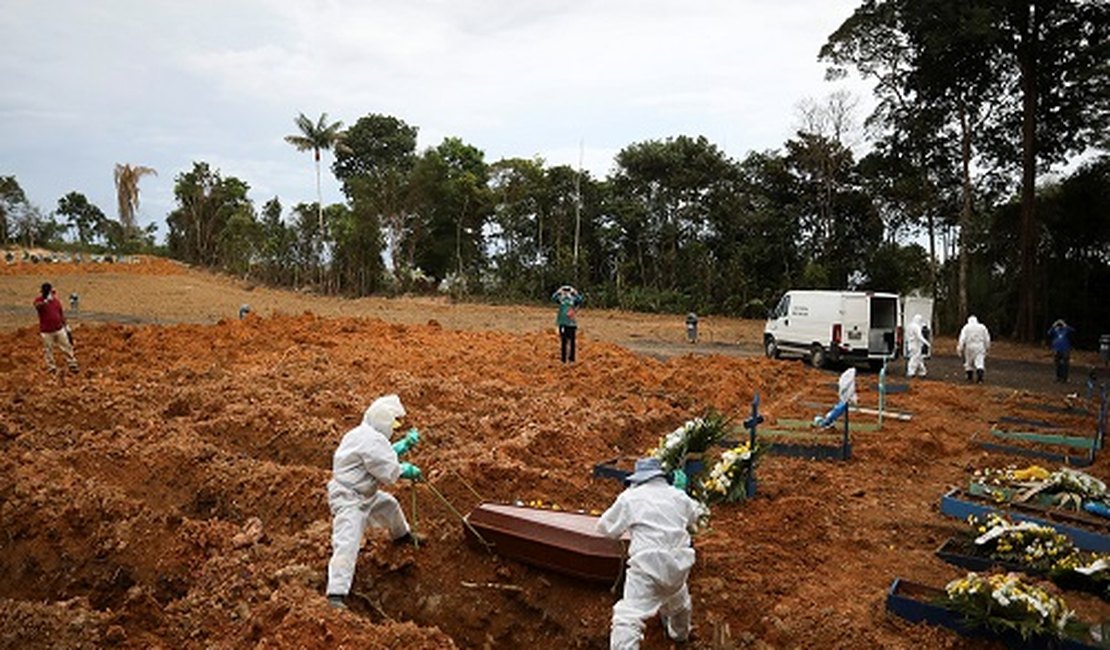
top-left (671, 468), bottom-right (688, 491)
top-left (392, 428), bottom-right (421, 456)
top-left (399, 462), bottom-right (423, 481)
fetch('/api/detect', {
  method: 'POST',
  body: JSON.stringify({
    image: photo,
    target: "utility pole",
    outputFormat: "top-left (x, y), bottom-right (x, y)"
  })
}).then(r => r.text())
top-left (573, 139), bottom-right (582, 283)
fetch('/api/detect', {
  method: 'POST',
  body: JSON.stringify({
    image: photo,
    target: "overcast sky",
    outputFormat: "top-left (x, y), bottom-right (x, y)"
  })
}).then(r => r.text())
top-left (1, 0), bottom-right (873, 240)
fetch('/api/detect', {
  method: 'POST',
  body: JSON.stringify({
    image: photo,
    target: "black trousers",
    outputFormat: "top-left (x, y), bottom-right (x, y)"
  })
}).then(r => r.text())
top-left (559, 325), bottom-right (577, 363)
top-left (1054, 350), bottom-right (1070, 382)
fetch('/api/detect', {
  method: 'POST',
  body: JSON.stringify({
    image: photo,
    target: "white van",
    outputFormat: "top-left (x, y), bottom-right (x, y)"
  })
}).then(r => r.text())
top-left (763, 290), bottom-right (903, 369)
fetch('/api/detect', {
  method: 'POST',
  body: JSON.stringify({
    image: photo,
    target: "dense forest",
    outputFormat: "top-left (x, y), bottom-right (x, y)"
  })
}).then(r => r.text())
top-left (2, 0), bottom-right (1107, 345)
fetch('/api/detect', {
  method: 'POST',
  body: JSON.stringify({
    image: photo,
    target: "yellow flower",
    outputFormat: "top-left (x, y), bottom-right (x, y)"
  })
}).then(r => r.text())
top-left (1013, 465), bottom-right (1050, 481)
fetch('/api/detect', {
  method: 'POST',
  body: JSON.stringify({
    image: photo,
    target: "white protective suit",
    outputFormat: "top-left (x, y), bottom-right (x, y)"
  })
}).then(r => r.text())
top-left (597, 477), bottom-right (700, 650)
top-left (326, 394), bottom-right (411, 597)
top-left (906, 313), bottom-right (927, 378)
top-left (956, 316), bottom-right (991, 372)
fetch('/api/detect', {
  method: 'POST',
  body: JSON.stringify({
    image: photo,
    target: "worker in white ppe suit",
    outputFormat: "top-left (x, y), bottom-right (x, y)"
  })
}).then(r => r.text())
top-left (906, 313), bottom-right (928, 378)
top-left (326, 394), bottom-right (423, 610)
top-left (597, 457), bottom-right (700, 650)
top-left (956, 315), bottom-right (991, 383)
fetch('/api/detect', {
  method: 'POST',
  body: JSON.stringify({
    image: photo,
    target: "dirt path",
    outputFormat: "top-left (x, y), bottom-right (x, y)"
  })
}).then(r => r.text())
top-left (3, 257), bottom-right (1102, 395)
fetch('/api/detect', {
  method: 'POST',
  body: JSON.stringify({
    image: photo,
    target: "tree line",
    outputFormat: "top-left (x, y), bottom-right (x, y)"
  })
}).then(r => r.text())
top-left (2, 0), bottom-right (1106, 345)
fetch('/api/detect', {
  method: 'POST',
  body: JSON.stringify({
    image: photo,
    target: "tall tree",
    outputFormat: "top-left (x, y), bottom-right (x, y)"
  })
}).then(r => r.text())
top-left (0, 176), bottom-right (57, 248)
top-left (907, 0), bottom-right (1009, 322)
top-left (329, 202), bottom-right (385, 296)
top-left (218, 209), bottom-right (262, 278)
top-left (489, 157), bottom-right (547, 294)
top-left (289, 202), bottom-right (325, 286)
top-left (542, 164), bottom-right (591, 284)
top-left (822, 0), bottom-right (1002, 320)
top-left (56, 192), bottom-right (108, 246)
top-left (609, 135), bottom-right (737, 300)
top-left (332, 114), bottom-right (418, 276)
top-left (285, 112), bottom-right (344, 231)
top-left (113, 163), bottom-right (157, 233)
top-left (406, 137), bottom-right (492, 288)
top-left (166, 162), bottom-right (253, 267)
top-left (257, 197), bottom-right (297, 285)
top-left (996, 0), bottom-right (1109, 340)
top-left (0, 175), bottom-right (30, 244)
top-left (1035, 155), bottom-right (1110, 346)
top-left (824, 0), bottom-right (1109, 338)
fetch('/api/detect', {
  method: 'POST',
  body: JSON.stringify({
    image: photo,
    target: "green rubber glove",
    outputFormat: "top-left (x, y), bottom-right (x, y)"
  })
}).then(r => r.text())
top-left (392, 428), bottom-right (421, 456)
top-left (399, 462), bottom-right (423, 481)
top-left (672, 468), bottom-right (688, 491)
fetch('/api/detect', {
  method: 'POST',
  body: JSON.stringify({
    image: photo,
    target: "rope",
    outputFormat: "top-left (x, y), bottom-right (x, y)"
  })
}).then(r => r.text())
top-left (410, 481), bottom-right (419, 549)
top-left (610, 540), bottom-right (627, 595)
top-left (421, 482), bottom-right (495, 553)
top-left (451, 470), bottom-right (486, 503)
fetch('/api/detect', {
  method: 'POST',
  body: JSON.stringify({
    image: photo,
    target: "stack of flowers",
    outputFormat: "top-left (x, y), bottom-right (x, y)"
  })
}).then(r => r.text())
top-left (972, 465), bottom-right (1108, 511)
top-left (965, 513), bottom-right (1109, 597)
top-left (942, 572), bottom-right (1080, 641)
top-left (699, 441), bottom-right (763, 504)
top-left (649, 411), bottom-right (732, 472)
top-left (970, 513), bottom-right (1074, 570)
top-left (1046, 467), bottom-right (1108, 502)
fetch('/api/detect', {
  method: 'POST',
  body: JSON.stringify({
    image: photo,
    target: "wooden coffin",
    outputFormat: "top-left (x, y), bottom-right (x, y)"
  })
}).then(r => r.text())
top-left (464, 502), bottom-right (626, 583)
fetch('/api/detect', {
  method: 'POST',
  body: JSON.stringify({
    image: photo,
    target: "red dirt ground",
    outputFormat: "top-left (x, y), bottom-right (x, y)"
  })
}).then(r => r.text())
top-left (1, 255), bottom-right (1107, 649)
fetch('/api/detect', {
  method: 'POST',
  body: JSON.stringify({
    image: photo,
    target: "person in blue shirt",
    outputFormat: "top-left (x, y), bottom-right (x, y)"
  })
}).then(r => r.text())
top-left (1047, 319), bottom-right (1077, 383)
top-left (552, 285), bottom-right (584, 363)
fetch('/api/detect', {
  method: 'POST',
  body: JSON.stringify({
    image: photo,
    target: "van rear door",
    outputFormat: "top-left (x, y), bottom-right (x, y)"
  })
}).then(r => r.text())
top-left (868, 294), bottom-right (899, 356)
top-left (841, 294), bottom-right (869, 353)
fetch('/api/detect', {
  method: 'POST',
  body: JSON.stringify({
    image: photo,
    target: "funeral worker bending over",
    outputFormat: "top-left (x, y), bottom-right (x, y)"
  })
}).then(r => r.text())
top-left (597, 457), bottom-right (701, 649)
top-left (326, 394), bottom-right (423, 610)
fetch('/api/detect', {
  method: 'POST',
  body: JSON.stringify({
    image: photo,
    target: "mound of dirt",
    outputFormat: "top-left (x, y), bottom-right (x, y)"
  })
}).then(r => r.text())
top-left (2, 310), bottom-right (1107, 649)
top-left (0, 252), bottom-right (187, 277)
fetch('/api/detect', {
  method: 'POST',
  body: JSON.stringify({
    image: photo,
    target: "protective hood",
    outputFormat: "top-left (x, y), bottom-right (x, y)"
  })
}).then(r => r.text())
top-left (967, 316), bottom-right (979, 326)
top-left (363, 394), bottom-right (406, 434)
top-left (912, 314), bottom-right (923, 326)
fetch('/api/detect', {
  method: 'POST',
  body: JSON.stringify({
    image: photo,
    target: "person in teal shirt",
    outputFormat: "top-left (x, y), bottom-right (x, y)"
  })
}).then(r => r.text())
top-left (552, 285), bottom-right (584, 363)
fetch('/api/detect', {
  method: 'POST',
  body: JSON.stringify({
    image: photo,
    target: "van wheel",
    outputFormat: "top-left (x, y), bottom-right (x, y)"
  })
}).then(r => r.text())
top-left (811, 345), bottom-right (829, 369)
top-left (765, 337), bottom-right (780, 359)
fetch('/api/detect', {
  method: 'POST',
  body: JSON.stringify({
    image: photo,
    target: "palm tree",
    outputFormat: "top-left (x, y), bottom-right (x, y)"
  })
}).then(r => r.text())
top-left (114, 163), bottom-right (157, 233)
top-left (285, 112), bottom-right (344, 230)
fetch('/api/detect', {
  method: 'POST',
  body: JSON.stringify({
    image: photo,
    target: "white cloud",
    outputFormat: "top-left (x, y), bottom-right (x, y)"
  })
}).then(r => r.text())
top-left (1, 0), bottom-right (873, 239)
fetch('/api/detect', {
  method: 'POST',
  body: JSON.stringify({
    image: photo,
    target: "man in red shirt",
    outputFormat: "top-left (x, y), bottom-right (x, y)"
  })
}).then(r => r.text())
top-left (33, 282), bottom-right (78, 374)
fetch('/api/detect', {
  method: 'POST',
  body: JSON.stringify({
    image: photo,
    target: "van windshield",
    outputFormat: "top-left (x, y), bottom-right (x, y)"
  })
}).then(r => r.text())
top-left (774, 295), bottom-right (789, 318)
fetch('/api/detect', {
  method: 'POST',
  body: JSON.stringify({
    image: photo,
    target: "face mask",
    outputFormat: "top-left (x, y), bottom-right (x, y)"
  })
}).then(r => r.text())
top-left (392, 419), bottom-right (403, 430)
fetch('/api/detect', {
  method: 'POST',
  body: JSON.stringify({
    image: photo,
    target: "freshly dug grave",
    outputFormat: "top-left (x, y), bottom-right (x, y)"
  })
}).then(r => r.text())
top-left (2, 312), bottom-right (1108, 650)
